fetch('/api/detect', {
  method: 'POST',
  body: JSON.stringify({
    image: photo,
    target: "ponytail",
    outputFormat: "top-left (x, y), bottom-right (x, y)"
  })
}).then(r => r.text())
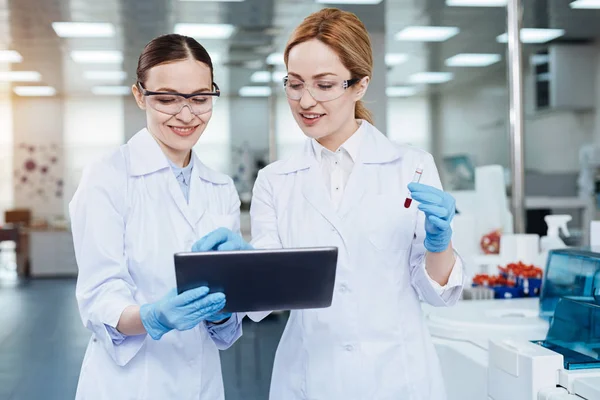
top-left (355, 100), bottom-right (374, 125)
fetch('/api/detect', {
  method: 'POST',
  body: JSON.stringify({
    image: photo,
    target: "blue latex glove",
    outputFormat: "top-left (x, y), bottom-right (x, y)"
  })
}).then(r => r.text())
top-left (140, 287), bottom-right (227, 340)
top-left (191, 227), bottom-right (253, 252)
top-left (408, 182), bottom-right (456, 253)
top-left (206, 312), bottom-right (233, 324)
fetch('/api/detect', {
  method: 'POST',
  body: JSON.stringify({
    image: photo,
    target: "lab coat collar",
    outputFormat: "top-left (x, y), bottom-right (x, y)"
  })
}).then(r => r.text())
top-left (128, 128), bottom-right (170, 176)
top-left (127, 128), bottom-right (228, 184)
top-left (190, 152), bottom-right (230, 185)
top-left (274, 120), bottom-right (402, 175)
top-left (356, 120), bottom-right (403, 164)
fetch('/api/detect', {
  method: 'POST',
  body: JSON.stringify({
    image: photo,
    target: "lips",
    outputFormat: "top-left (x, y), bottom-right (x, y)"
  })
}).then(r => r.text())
top-left (300, 112), bottom-right (325, 126)
top-left (168, 125), bottom-right (199, 137)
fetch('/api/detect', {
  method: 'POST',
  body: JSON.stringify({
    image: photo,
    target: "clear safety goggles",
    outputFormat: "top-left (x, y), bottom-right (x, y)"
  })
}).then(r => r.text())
top-left (137, 82), bottom-right (220, 116)
top-left (283, 76), bottom-right (360, 102)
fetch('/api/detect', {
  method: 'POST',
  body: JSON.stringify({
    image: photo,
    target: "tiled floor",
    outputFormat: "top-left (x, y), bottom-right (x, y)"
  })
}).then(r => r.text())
top-left (0, 279), bottom-right (287, 400)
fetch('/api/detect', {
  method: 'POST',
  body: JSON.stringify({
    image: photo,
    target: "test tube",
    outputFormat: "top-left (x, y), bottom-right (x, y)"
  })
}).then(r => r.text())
top-left (404, 163), bottom-right (423, 208)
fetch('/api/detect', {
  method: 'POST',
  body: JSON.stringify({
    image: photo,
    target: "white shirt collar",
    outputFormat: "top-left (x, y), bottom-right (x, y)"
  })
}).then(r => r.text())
top-left (311, 120), bottom-right (366, 163)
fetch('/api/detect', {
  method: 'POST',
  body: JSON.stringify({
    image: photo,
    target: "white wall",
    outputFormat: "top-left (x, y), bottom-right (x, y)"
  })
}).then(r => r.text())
top-left (12, 97), bottom-right (64, 220)
top-left (229, 97), bottom-right (269, 152)
top-left (441, 82), bottom-right (511, 168)
top-left (0, 91), bottom-right (12, 224)
top-left (193, 96), bottom-right (231, 174)
top-left (595, 42), bottom-right (600, 144)
top-left (438, 63), bottom-right (596, 173)
top-left (525, 111), bottom-right (594, 173)
top-left (63, 96), bottom-right (125, 217)
top-left (276, 96), bottom-right (306, 160)
top-left (387, 96), bottom-right (431, 151)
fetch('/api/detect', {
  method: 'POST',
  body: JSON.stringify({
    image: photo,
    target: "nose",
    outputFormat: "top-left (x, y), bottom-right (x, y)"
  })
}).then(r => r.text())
top-left (299, 88), bottom-right (317, 109)
top-left (176, 104), bottom-right (195, 123)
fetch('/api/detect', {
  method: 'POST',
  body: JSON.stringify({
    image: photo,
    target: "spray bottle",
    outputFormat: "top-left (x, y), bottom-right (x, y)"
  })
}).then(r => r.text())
top-left (539, 215), bottom-right (571, 270)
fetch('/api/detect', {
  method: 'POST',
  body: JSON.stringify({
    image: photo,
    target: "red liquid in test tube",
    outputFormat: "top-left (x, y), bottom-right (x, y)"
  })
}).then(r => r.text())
top-left (404, 164), bottom-right (423, 208)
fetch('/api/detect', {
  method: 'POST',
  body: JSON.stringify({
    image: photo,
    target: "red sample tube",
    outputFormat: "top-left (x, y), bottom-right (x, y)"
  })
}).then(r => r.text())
top-left (405, 164), bottom-right (423, 208)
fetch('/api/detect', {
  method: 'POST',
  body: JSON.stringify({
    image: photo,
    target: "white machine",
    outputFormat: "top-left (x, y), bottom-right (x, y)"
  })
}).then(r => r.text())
top-left (423, 298), bottom-right (549, 400)
top-left (488, 296), bottom-right (600, 400)
top-left (423, 248), bottom-right (600, 400)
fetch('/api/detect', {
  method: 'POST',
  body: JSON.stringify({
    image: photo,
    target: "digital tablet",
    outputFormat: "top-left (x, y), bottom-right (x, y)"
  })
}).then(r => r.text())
top-left (174, 247), bottom-right (338, 313)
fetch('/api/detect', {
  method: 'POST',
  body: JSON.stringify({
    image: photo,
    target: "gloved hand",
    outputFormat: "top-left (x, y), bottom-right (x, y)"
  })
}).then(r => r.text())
top-left (408, 182), bottom-right (456, 253)
top-left (192, 227), bottom-right (253, 252)
top-left (206, 312), bottom-right (232, 324)
top-left (140, 287), bottom-right (227, 340)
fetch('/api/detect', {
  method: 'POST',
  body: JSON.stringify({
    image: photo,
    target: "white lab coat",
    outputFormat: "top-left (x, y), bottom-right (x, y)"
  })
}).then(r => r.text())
top-left (250, 121), bottom-right (464, 400)
top-left (70, 128), bottom-right (242, 400)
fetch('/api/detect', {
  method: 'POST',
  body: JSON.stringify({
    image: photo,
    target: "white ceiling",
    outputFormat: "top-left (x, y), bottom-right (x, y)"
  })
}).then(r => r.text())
top-left (1, 0), bottom-right (599, 96)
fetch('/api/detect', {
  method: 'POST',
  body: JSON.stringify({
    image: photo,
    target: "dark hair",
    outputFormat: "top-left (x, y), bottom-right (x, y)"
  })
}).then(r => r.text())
top-left (136, 33), bottom-right (214, 85)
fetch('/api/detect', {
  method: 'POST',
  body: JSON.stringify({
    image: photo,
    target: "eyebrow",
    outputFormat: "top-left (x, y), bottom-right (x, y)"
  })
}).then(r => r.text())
top-left (154, 86), bottom-right (212, 93)
top-left (287, 72), bottom-right (338, 80)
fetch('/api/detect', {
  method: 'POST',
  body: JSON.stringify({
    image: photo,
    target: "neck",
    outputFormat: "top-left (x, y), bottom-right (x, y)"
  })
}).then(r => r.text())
top-left (149, 129), bottom-right (191, 167)
top-left (166, 150), bottom-right (191, 168)
top-left (317, 118), bottom-right (360, 152)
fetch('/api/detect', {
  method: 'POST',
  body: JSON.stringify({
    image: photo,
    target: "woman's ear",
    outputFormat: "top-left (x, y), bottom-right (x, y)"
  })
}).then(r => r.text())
top-left (354, 76), bottom-right (370, 101)
top-left (132, 84), bottom-right (146, 110)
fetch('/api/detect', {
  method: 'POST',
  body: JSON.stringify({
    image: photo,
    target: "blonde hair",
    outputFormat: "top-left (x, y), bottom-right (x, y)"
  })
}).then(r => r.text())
top-left (284, 8), bottom-right (374, 125)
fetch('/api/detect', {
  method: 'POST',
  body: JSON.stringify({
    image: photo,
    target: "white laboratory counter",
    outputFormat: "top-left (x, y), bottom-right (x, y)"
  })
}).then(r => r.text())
top-left (29, 230), bottom-right (78, 277)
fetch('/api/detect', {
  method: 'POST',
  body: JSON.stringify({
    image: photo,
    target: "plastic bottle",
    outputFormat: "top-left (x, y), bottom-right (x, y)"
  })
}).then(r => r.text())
top-left (539, 215), bottom-right (571, 269)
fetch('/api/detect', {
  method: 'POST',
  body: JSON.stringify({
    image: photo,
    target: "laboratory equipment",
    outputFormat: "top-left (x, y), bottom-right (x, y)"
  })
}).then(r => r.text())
top-left (539, 248), bottom-right (600, 319)
top-left (423, 248), bottom-right (600, 400)
top-left (540, 215), bottom-right (571, 253)
top-left (404, 164), bottom-right (423, 208)
top-left (488, 297), bottom-right (600, 399)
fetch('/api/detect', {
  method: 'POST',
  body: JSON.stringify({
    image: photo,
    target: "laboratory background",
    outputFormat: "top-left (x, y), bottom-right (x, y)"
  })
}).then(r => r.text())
top-left (1, 0), bottom-right (600, 399)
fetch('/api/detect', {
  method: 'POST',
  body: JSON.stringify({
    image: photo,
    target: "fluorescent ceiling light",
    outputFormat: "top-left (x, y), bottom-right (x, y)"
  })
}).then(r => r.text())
top-left (244, 60), bottom-right (263, 69)
top-left (386, 86), bottom-right (418, 97)
top-left (0, 50), bottom-right (22, 63)
top-left (0, 71), bottom-right (41, 82)
top-left (250, 70), bottom-right (287, 83)
top-left (315, 0), bottom-right (382, 4)
top-left (250, 71), bottom-right (270, 83)
top-left (71, 50), bottom-right (123, 64)
top-left (239, 86), bottom-right (272, 97)
top-left (174, 23), bottom-right (235, 39)
top-left (385, 53), bottom-right (408, 66)
top-left (84, 71), bottom-right (127, 81)
top-left (496, 28), bottom-right (565, 43)
top-left (409, 72), bottom-right (454, 84)
top-left (13, 86), bottom-right (56, 96)
top-left (531, 54), bottom-right (549, 65)
top-left (266, 53), bottom-right (284, 66)
top-left (445, 53), bottom-right (501, 67)
top-left (570, 0), bottom-right (600, 8)
top-left (395, 26), bottom-right (459, 42)
top-left (92, 86), bottom-right (131, 96)
top-left (52, 22), bottom-right (115, 38)
top-left (446, 0), bottom-right (506, 6)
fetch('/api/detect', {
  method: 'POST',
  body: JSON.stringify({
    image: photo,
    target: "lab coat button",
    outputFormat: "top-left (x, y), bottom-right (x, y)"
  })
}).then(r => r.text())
top-left (344, 345), bottom-right (354, 352)
top-left (339, 284), bottom-right (348, 293)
